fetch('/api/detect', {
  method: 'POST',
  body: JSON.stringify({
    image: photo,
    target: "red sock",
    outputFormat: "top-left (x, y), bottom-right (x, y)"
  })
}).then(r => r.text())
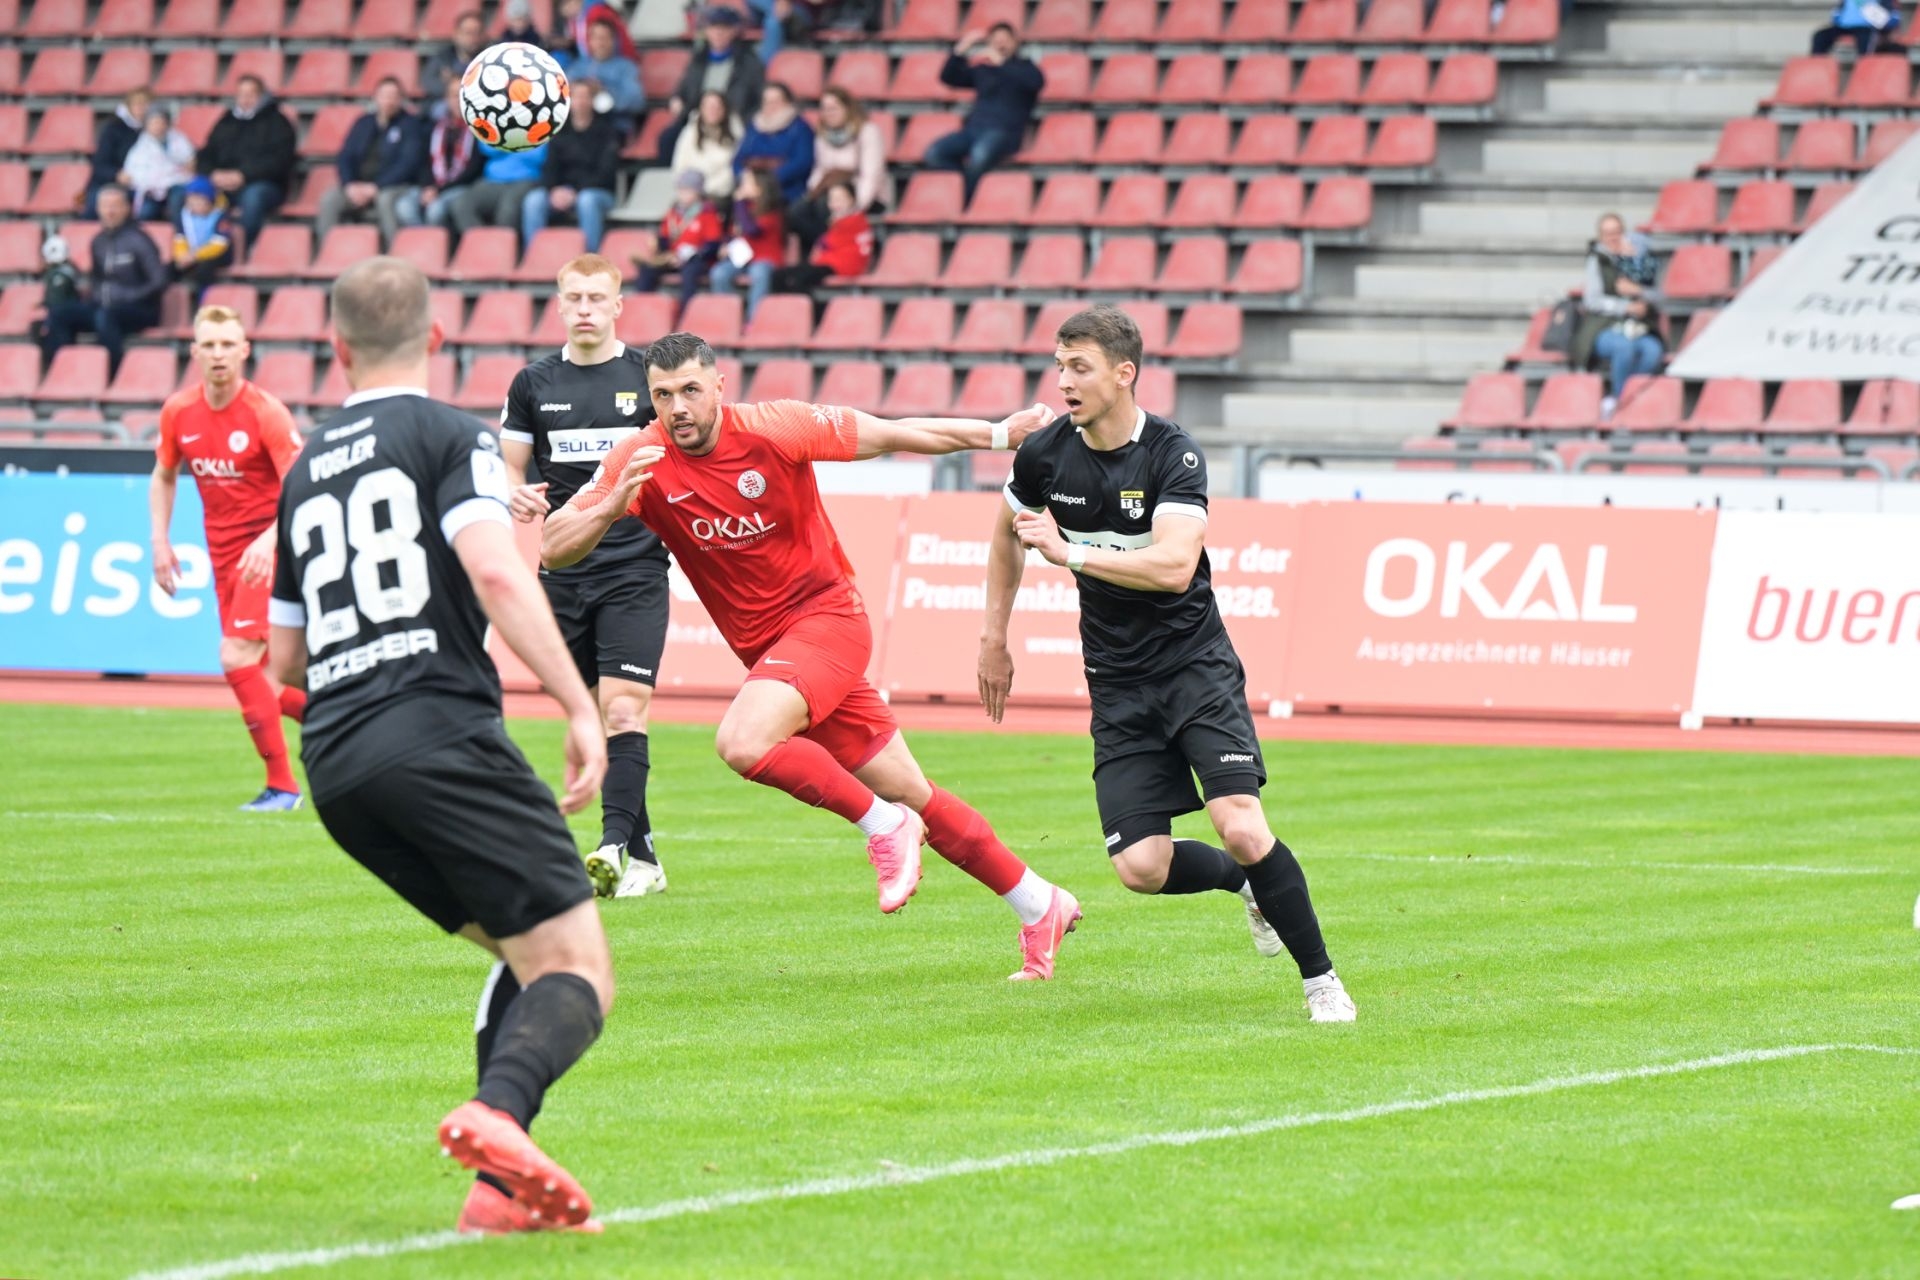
top-left (226, 663), bottom-right (298, 793)
top-left (743, 737), bottom-right (876, 825)
top-left (278, 684), bottom-right (306, 724)
top-left (921, 785), bottom-right (1027, 894)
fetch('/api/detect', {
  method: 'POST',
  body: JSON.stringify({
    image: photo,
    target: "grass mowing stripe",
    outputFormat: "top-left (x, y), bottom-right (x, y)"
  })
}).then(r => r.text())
top-left (1319, 851), bottom-right (1890, 877)
top-left (127, 1042), bottom-right (1915, 1280)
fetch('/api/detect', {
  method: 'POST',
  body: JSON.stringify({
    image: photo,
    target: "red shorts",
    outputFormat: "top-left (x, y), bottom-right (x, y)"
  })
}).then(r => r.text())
top-left (745, 608), bottom-right (899, 772)
top-left (211, 553), bottom-right (271, 641)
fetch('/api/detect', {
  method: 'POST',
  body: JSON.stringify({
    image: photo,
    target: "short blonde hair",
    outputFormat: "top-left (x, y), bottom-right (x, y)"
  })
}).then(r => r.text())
top-left (193, 304), bottom-right (245, 333)
top-left (557, 253), bottom-right (622, 291)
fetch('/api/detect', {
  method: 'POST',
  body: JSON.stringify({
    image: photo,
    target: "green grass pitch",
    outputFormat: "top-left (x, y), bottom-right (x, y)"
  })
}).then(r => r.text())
top-left (4, 702), bottom-right (1918, 1279)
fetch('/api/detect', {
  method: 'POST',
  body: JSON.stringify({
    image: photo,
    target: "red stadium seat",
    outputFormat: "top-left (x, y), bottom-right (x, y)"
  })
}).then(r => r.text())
top-left (252, 287), bottom-right (329, 342)
top-left (1642, 180), bottom-right (1719, 235)
top-left (1783, 119), bottom-right (1859, 170)
top-left (1292, 0), bottom-right (1357, 41)
top-left (1357, 0), bottom-right (1425, 41)
top-left (1778, 443), bottom-right (1847, 478)
top-left (1427, 0), bottom-right (1493, 39)
top-left (513, 229), bottom-right (586, 285)
top-left (1093, 0), bottom-right (1157, 40)
top-left (1094, 174), bottom-right (1168, 227)
top-left (949, 299), bottom-right (1028, 354)
top-left (1024, 300), bottom-right (1084, 354)
top-left (1091, 54), bottom-right (1160, 104)
top-left (354, 0), bottom-right (422, 41)
top-left (734, 295), bottom-right (815, 350)
top-left (221, 49), bottom-right (285, 95)
top-left (960, 173), bottom-right (1033, 224)
top-left (431, 289), bottom-right (467, 343)
top-left (102, 348), bottom-right (178, 405)
top-left (0, 345), bottom-right (39, 401)
top-left (281, 168), bottom-right (336, 220)
top-left (1159, 0), bottom-right (1225, 40)
top-left (26, 107), bottom-right (94, 156)
top-left (826, 50), bottom-right (889, 102)
top-left (88, 48), bottom-right (153, 99)
top-left (1861, 120), bottom-right (1919, 168)
top-left (1161, 54), bottom-right (1226, 105)
top-left (1718, 181), bottom-right (1795, 235)
top-left (1134, 366), bottom-right (1177, 414)
top-left (1503, 305), bottom-right (1557, 365)
top-left (284, 0), bottom-right (353, 39)
top-left (1292, 54), bottom-right (1362, 106)
top-left (36, 347), bottom-right (110, 403)
top-left (889, 51), bottom-right (963, 101)
top-left (888, 0), bottom-right (957, 38)
top-left (1676, 310), bottom-right (1719, 354)
top-left (1687, 378), bottom-right (1764, 432)
top-left (1299, 115), bottom-right (1368, 167)
top-left (816, 361), bottom-right (884, 413)
top-left (876, 298), bottom-right (955, 353)
top-left (638, 49), bottom-right (691, 101)
top-left (891, 172), bottom-right (965, 224)
top-left (1699, 118), bottom-right (1779, 173)
top-left (745, 359), bottom-right (815, 403)
top-left (1028, 0), bottom-right (1093, 40)
top-left (1166, 114), bottom-right (1232, 166)
top-left (1231, 115), bottom-right (1300, 166)
top-left (1037, 52), bottom-right (1091, 102)
top-left (1163, 302), bottom-right (1240, 360)
top-left (233, 226), bottom-right (313, 279)
top-left (1115, 300), bottom-right (1170, 352)
top-left (1029, 173), bottom-right (1103, 226)
top-left (1100, 113), bottom-right (1165, 166)
top-left (460, 292), bottom-right (534, 346)
top-left (1663, 244), bottom-right (1734, 301)
top-left (1520, 373), bottom-right (1603, 430)
top-left (1359, 54), bottom-right (1432, 107)
top-left (1444, 372), bottom-right (1526, 429)
top-left (1840, 54), bottom-right (1911, 108)
top-left (1766, 379), bottom-right (1842, 431)
top-left (810, 296), bottom-right (884, 350)
top-left (768, 50), bottom-right (825, 102)
top-left (1226, 239), bottom-right (1305, 296)
top-left (454, 354), bottom-right (523, 412)
top-left (306, 226), bottom-right (380, 280)
top-left (252, 351), bottom-right (317, 406)
top-left (893, 111), bottom-right (962, 162)
top-left (157, 0), bottom-right (222, 36)
top-left (880, 362), bottom-right (955, 417)
top-left (1368, 115), bottom-right (1437, 167)
top-left (1863, 444), bottom-right (1920, 476)
top-left (25, 163), bottom-right (86, 216)
top-left (284, 50), bottom-right (352, 100)
top-left (1620, 441), bottom-right (1692, 475)
top-left (1224, 0), bottom-right (1289, 39)
top-left (449, 228), bottom-right (519, 282)
top-left (866, 232), bottom-right (942, 287)
top-left (1158, 237), bottom-right (1230, 293)
top-left (1847, 380), bottom-right (1920, 434)
top-left (941, 232), bottom-right (1015, 288)
top-left (300, 106), bottom-right (360, 160)
top-left (613, 294), bottom-right (676, 347)
top-left (526, 295), bottom-right (565, 347)
top-left (389, 227), bottom-right (451, 281)
top-left (1396, 437), bottom-right (1459, 472)
top-left (1085, 236), bottom-right (1158, 291)
top-left (1224, 54), bottom-right (1291, 106)
top-left (1743, 247), bottom-right (1784, 288)
top-left (1797, 181), bottom-right (1855, 231)
top-left (1610, 375), bottom-right (1684, 431)
top-left (0, 47), bottom-right (17, 95)
top-left (1698, 441), bottom-right (1769, 477)
top-left (23, 0), bottom-right (88, 34)
top-left (1764, 56), bottom-right (1840, 109)
top-left (681, 294), bottom-right (742, 347)
top-left (1012, 233), bottom-right (1086, 291)
top-left (0, 283), bottom-right (44, 337)
top-left (1427, 53), bottom-right (1497, 107)
top-left (21, 48), bottom-right (82, 98)
top-left (356, 51), bottom-right (420, 99)
top-left (954, 364), bottom-right (1028, 419)
top-left (175, 104), bottom-right (225, 149)
top-left (1237, 174), bottom-right (1309, 228)
top-left (1489, 0), bottom-right (1559, 43)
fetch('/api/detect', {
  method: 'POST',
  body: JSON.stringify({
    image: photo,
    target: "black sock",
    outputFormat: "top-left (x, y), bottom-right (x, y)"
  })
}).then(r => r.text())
top-left (473, 961), bottom-right (525, 1196)
top-left (1159, 839), bottom-right (1249, 895)
top-left (601, 731), bottom-right (654, 862)
top-left (474, 972), bottom-right (604, 1131)
top-left (1242, 839), bottom-right (1332, 979)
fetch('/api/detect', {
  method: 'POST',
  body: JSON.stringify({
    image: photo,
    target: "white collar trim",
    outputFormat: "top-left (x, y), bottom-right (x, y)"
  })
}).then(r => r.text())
top-left (1075, 407), bottom-right (1149, 443)
top-left (564, 341), bottom-right (626, 363)
top-left (341, 386), bottom-right (428, 407)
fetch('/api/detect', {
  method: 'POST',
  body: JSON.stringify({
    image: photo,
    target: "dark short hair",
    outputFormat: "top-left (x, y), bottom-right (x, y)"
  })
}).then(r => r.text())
top-left (764, 81), bottom-right (794, 105)
top-left (455, 10), bottom-right (483, 28)
top-left (645, 332), bottom-right (719, 375)
top-left (332, 257), bottom-right (432, 368)
top-left (374, 75), bottom-right (404, 95)
top-left (1055, 304), bottom-right (1143, 370)
top-left (988, 21), bottom-right (1018, 38)
top-left (96, 183), bottom-right (130, 203)
top-left (236, 73), bottom-right (266, 94)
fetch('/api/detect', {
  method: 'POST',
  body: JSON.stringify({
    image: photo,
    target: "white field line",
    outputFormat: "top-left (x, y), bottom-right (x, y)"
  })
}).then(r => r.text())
top-left (1319, 850), bottom-right (1887, 877)
top-left (128, 1042), bottom-right (1918, 1280)
top-left (1, 811), bottom-right (240, 824)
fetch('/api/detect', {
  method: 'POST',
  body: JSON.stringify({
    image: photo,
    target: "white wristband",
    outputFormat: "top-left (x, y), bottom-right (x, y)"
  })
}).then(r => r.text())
top-left (1066, 544), bottom-right (1087, 572)
top-left (991, 422), bottom-right (1010, 450)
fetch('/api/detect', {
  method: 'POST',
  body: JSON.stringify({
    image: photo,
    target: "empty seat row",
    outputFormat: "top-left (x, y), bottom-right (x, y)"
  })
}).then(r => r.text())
top-left (1448, 372), bottom-right (1920, 435)
top-left (6, 0), bottom-right (496, 41)
top-left (1640, 178), bottom-right (1854, 238)
top-left (888, 0), bottom-right (1561, 46)
top-left (1700, 117), bottom-right (1920, 175)
top-left (1013, 113), bottom-right (1437, 170)
top-left (890, 172), bottom-right (1373, 235)
top-left (1403, 437), bottom-right (1906, 478)
top-left (1764, 54), bottom-right (1920, 112)
top-left (0, 46), bottom-right (419, 102)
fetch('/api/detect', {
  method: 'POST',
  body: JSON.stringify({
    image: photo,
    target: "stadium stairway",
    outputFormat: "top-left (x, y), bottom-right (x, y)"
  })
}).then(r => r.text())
top-left (1219, 0), bottom-right (1789, 447)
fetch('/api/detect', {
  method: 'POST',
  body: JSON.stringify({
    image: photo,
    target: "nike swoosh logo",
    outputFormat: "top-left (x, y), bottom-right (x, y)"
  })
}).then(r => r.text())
top-left (666, 491), bottom-right (695, 503)
top-left (232, 620), bottom-right (257, 628)
top-left (181, 434), bottom-right (201, 442)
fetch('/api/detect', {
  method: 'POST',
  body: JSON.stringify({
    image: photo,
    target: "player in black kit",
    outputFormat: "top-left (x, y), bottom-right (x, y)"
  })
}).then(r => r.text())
top-left (268, 257), bottom-right (619, 1233)
top-left (501, 253), bottom-right (672, 900)
top-left (978, 305), bottom-right (1355, 1022)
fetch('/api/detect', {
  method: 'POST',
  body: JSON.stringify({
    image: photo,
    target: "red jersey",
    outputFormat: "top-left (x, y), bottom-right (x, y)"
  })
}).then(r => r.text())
top-left (569, 399), bottom-right (861, 662)
top-left (661, 200), bottom-right (723, 261)
top-left (156, 380), bottom-right (302, 561)
top-left (812, 210), bottom-right (874, 278)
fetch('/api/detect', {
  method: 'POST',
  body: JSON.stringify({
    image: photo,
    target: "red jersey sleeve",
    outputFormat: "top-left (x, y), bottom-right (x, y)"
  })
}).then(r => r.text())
top-left (252, 388), bottom-right (303, 478)
top-left (155, 396), bottom-right (181, 470)
top-left (730, 400), bottom-right (860, 464)
top-left (566, 425), bottom-right (665, 517)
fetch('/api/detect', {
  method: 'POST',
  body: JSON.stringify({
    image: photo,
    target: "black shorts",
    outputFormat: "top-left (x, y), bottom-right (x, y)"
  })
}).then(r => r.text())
top-left (313, 723), bottom-right (594, 939)
top-left (1090, 641), bottom-right (1266, 852)
top-left (543, 566), bottom-right (669, 688)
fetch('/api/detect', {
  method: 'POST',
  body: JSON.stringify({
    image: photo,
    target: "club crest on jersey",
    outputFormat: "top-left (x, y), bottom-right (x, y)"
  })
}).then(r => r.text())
top-left (615, 391), bottom-right (639, 416)
top-left (737, 469), bottom-right (767, 499)
top-left (1119, 489), bottom-right (1145, 519)
top-left (229, 430), bottom-right (249, 453)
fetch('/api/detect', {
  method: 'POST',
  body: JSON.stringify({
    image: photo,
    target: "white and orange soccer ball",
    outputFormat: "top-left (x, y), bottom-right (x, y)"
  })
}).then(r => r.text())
top-left (459, 42), bottom-right (570, 152)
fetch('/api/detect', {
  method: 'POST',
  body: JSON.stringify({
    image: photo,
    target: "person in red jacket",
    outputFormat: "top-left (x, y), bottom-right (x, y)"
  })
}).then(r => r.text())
top-left (709, 168), bottom-right (787, 322)
top-left (773, 180), bottom-right (872, 298)
top-left (633, 169), bottom-right (725, 322)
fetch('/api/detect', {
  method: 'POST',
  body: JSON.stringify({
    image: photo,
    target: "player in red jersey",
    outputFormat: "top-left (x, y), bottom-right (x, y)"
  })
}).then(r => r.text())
top-left (542, 332), bottom-right (1082, 979)
top-left (149, 305), bottom-right (309, 810)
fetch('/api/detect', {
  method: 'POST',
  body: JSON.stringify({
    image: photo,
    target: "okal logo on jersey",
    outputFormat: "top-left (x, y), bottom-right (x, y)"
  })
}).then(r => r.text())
top-left (737, 469), bottom-right (767, 499)
top-left (1361, 539), bottom-right (1638, 623)
top-left (615, 391), bottom-right (639, 416)
top-left (189, 457), bottom-right (243, 478)
top-left (228, 430), bottom-right (249, 453)
top-left (689, 512), bottom-right (777, 543)
top-left (1119, 489), bottom-right (1145, 519)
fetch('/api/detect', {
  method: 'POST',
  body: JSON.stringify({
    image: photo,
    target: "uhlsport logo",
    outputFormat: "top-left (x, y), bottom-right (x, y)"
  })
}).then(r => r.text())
top-left (1362, 539), bottom-right (1638, 623)
top-left (737, 469), bottom-right (767, 499)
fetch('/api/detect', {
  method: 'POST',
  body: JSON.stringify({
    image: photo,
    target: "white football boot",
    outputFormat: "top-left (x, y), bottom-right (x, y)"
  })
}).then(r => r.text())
top-left (584, 843), bottom-right (625, 899)
top-left (1303, 972), bottom-right (1357, 1023)
top-left (1238, 884), bottom-right (1284, 958)
top-left (614, 855), bottom-right (668, 898)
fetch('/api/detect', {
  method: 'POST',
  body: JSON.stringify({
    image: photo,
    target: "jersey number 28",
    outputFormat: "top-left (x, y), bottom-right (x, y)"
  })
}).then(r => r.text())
top-left (289, 467), bottom-right (432, 652)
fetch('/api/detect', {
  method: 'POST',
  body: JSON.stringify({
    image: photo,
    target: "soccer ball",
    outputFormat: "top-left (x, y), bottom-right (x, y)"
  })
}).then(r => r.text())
top-left (460, 42), bottom-right (570, 152)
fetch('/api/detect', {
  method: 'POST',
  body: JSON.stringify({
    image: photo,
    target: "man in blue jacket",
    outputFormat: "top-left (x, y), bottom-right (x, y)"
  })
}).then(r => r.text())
top-left (565, 17), bottom-right (647, 137)
top-left (316, 78), bottom-right (428, 249)
top-left (447, 140), bottom-right (549, 239)
top-left (925, 24), bottom-right (1044, 201)
top-left (39, 185), bottom-right (170, 377)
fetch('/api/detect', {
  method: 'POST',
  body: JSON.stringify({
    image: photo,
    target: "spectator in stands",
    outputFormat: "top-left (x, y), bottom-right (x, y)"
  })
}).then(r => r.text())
top-left (31, 236), bottom-right (82, 346)
top-left (500, 0), bottom-right (543, 45)
top-left (422, 11), bottom-right (488, 116)
top-left (39, 186), bottom-right (168, 378)
top-left (170, 177), bottom-right (237, 303)
top-left (317, 78), bottom-right (428, 250)
top-left (1812, 0), bottom-right (1903, 52)
top-left (788, 86), bottom-right (887, 258)
top-left (564, 16), bottom-right (647, 135)
top-left (119, 106), bottom-right (197, 223)
top-left (672, 90), bottom-right (743, 201)
top-left (734, 82), bottom-right (815, 205)
top-left (522, 80), bottom-right (620, 252)
top-left (397, 81), bottom-right (486, 231)
top-left (196, 75), bottom-right (298, 249)
top-left (552, 0), bottom-right (641, 62)
top-left (661, 7), bottom-right (766, 165)
top-left (743, 0), bottom-right (813, 64)
top-left (710, 168), bottom-right (787, 321)
top-left (772, 178), bottom-right (872, 298)
top-left (86, 87), bottom-right (153, 218)
top-left (633, 169), bottom-right (726, 322)
top-left (1576, 213), bottom-right (1665, 420)
top-left (447, 140), bottom-right (548, 239)
top-left (925, 24), bottom-right (1044, 201)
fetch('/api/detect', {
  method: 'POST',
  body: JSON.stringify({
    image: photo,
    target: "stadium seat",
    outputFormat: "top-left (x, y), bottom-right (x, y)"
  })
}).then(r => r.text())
top-left (1488, 0), bottom-right (1559, 43)
top-left (1503, 305), bottom-right (1562, 367)
top-left (880, 362), bottom-right (955, 417)
top-left (1084, 236), bottom-right (1158, 292)
top-left (512, 229), bottom-right (586, 285)
top-left (825, 49), bottom-right (889, 101)
top-left (681, 294), bottom-right (743, 348)
top-left (1687, 378), bottom-right (1764, 433)
top-left (1091, 54), bottom-right (1160, 104)
top-left (768, 49), bottom-right (825, 101)
top-left (454, 354), bottom-right (524, 411)
top-left (1739, 243), bottom-right (1784, 287)
top-left (1861, 120), bottom-right (1919, 168)
top-left (890, 51), bottom-right (964, 101)
top-left (1159, 0), bottom-right (1225, 40)
top-left (1012, 234), bottom-right (1086, 291)
top-left (1158, 237), bottom-right (1230, 293)
top-left (233, 225), bottom-right (313, 279)
top-left (1617, 441), bottom-right (1692, 475)
top-left (1797, 182), bottom-right (1854, 231)
top-left (25, 163), bottom-right (85, 217)
top-left (811, 296), bottom-right (885, 351)
top-left (1359, 54), bottom-right (1432, 107)
top-left (1162, 302), bottom-right (1240, 360)
top-left (1094, 175), bottom-right (1169, 228)
top-left (1552, 441), bottom-right (1607, 474)
top-left (1101, 113), bottom-right (1166, 167)
top-left (0, 47), bottom-right (16, 95)
top-left (1292, 55), bottom-right (1362, 107)
top-left (1427, 54), bottom-right (1498, 108)
top-left (460, 292), bottom-right (534, 347)
top-left (888, 0), bottom-right (958, 38)
top-left (88, 48), bottom-right (154, 99)
top-left (1847, 380), bottom-right (1920, 434)
top-left (300, 106), bottom-right (360, 160)
top-left (1237, 174), bottom-right (1309, 229)
top-left (1029, 173), bottom-right (1103, 227)
top-left (1424, 0), bottom-right (1491, 39)
top-left (1023, 300), bottom-right (1085, 354)
top-left (866, 232), bottom-right (942, 287)
top-left (1292, 0), bottom-right (1358, 42)
top-left (1368, 116), bottom-right (1437, 168)
top-left (1027, 0), bottom-right (1092, 40)
top-left (1166, 114), bottom-right (1232, 167)
top-left (1840, 54), bottom-right (1911, 108)
top-left (1445, 372), bottom-right (1526, 429)
top-left (1765, 379), bottom-right (1842, 432)
top-left (0, 223), bottom-right (44, 276)
top-left (1223, 0), bottom-right (1289, 39)
top-left (613, 294), bottom-right (676, 347)
top-left (21, 48), bottom-right (82, 99)
top-left (1116, 300), bottom-right (1171, 352)
top-left (352, 0), bottom-right (421, 42)
top-left (305, 226), bottom-right (380, 281)
top-left (1784, 119), bottom-right (1859, 171)
top-left (35, 347), bottom-right (110, 403)
top-left (26, 107), bottom-right (94, 156)
top-left (154, 286), bottom-right (193, 341)
top-left (157, 0), bottom-right (222, 36)
top-left (1093, 0), bottom-right (1157, 40)
top-left (1227, 238), bottom-right (1305, 297)
top-left (891, 111), bottom-right (962, 164)
top-left (1699, 119), bottom-right (1779, 173)
top-left (0, 283), bottom-right (43, 337)
top-left (356, 51), bottom-right (420, 99)
top-left (940, 233), bottom-right (1013, 289)
top-left (1718, 181), bottom-right (1795, 236)
top-left (252, 287), bottom-right (328, 342)
top-left (526, 295), bottom-right (565, 347)
top-left (1520, 373), bottom-right (1603, 430)
top-left (1397, 436), bottom-right (1459, 472)
top-left (745, 359), bottom-right (815, 404)
top-left (1698, 441), bottom-right (1769, 477)
top-left (732, 295), bottom-right (814, 351)
top-left (22, 0), bottom-right (88, 34)
top-left (954, 364), bottom-right (1028, 419)
top-left (1299, 116), bottom-right (1369, 168)
top-left (1662, 244), bottom-right (1734, 301)
top-left (389, 227), bottom-right (451, 281)
top-left (949, 299), bottom-right (1028, 355)
top-left (1777, 443), bottom-right (1848, 478)
top-left (430, 289), bottom-right (467, 343)
top-left (1764, 56), bottom-right (1841, 109)
top-left (0, 343), bottom-right (38, 396)
top-left (155, 48), bottom-right (218, 100)
top-left (1610, 375), bottom-right (1684, 431)
top-left (1224, 54), bottom-right (1292, 107)
top-left (252, 351), bottom-right (317, 407)
top-left (284, 50), bottom-right (352, 100)
top-left (175, 104), bottom-right (226, 149)
top-left (816, 361), bottom-right (884, 413)
top-left (102, 348), bottom-right (178, 405)
top-left (1036, 51), bottom-right (1090, 102)
top-left (1863, 444), bottom-right (1920, 477)
top-left (1642, 180), bottom-right (1719, 235)
top-left (1356, 0), bottom-right (1426, 42)
top-left (449, 228), bottom-right (519, 282)
top-left (960, 173), bottom-right (1033, 225)
top-left (285, 0), bottom-right (353, 39)
top-left (1133, 366), bottom-right (1177, 415)
top-left (1161, 54), bottom-right (1226, 105)
top-left (280, 168), bottom-right (336, 221)
top-left (891, 172), bottom-right (964, 225)
top-left (1231, 115), bottom-right (1301, 167)
top-left (221, 49), bottom-right (285, 95)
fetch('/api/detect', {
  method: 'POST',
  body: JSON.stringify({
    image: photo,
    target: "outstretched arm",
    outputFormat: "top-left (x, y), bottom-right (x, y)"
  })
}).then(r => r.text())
top-left (847, 403), bottom-right (1051, 460)
top-left (540, 443), bottom-right (665, 569)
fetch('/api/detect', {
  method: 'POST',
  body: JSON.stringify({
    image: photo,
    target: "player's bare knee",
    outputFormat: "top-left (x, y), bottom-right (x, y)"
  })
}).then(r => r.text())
top-left (601, 688), bottom-right (652, 735)
top-left (1220, 824), bottom-right (1274, 866)
top-left (713, 724), bottom-right (773, 774)
top-left (218, 638), bottom-right (263, 672)
top-left (1111, 843), bottom-right (1169, 893)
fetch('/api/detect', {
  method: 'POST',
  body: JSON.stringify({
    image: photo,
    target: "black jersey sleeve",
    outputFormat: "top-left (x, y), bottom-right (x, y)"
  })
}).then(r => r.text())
top-left (499, 368), bottom-right (536, 448)
top-left (434, 424), bottom-right (516, 547)
top-left (1152, 437), bottom-right (1210, 525)
top-left (1005, 428), bottom-right (1050, 513)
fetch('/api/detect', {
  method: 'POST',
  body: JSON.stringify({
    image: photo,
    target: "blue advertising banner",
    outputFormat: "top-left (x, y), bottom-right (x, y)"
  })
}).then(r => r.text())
top-left (0, 473), bottom-right (224, 676)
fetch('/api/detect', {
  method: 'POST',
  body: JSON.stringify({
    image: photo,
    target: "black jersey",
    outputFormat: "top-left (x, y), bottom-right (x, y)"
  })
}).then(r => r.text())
top-left (269, 388), bottom-right (512, 800)
top-left (500, 344), bottom-right (666, 580)
top-left (1006, 409), bottom-right (1228, 684)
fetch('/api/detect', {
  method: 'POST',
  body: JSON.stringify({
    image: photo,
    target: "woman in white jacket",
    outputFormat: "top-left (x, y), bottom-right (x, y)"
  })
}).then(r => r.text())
top-left (119, 108), bottom-right (197, 223)
top-left (671, 90), bottom-right (742, 202)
